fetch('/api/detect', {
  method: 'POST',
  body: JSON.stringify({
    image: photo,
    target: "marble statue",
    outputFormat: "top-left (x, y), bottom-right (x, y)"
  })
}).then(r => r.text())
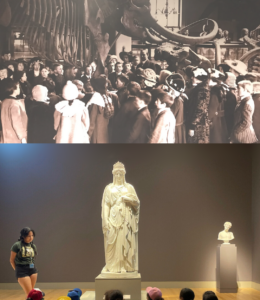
top-left (218, 222), bottom-right (234, 244)
top-left (101, 162), bottom-right (140, 274)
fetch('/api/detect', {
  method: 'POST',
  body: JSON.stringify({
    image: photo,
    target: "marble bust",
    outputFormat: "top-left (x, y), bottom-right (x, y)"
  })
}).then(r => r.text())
top-left (101, 162), bottom-right (140, 274)
top-left (218, 222), bottom-right (234, 244)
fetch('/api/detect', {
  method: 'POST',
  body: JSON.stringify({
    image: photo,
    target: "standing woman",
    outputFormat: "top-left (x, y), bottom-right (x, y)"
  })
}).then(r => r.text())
top-left (88, 76), bottom-right (119, 143)
top-left (187, 68), bottom-right (211, 144)
top-left (1, 79), bottom-right (28, 143)
top-left (10, 228), bottom-right (38, 298)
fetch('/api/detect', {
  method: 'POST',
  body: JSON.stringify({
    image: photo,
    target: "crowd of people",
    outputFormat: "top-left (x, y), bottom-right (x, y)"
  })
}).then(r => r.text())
top-left (0, 48), bottom-right (260, 143)
top-left (25, 286), bottom-right (219, 300)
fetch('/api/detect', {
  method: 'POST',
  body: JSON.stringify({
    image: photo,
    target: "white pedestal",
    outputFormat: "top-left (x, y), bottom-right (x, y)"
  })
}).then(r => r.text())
top-left (95, 273), bottom-right (141, 300)
top-left (81, 290), bottom-right (147, 300)
top-left (216, 244), bottom-right (238, 293)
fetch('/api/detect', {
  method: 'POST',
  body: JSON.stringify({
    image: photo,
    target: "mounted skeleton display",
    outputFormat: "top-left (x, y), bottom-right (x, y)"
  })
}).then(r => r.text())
top-left (2, 0), bottom-right (260, 73)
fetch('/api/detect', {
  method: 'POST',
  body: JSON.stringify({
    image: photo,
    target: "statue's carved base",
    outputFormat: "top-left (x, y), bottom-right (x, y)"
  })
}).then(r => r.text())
top-left (216, 244), bottom-right (238, 293)
top-left (95, 273), bottom-right (141, 300)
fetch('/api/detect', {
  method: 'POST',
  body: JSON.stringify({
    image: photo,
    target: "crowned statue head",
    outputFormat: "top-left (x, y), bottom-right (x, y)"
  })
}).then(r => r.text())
top-left (112, 162), bottom-right (126, 186)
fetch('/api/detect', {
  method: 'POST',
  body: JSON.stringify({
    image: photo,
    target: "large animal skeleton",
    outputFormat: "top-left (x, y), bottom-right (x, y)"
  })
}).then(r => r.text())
top-left (4, 0), bottom-right (219, 67)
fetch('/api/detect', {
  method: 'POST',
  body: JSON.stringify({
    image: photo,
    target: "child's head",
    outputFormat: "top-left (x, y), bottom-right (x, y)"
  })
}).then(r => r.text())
top-left (179, 288), bottom-right (195, 300)
top-left (146, 287), bottom-right (163, 300)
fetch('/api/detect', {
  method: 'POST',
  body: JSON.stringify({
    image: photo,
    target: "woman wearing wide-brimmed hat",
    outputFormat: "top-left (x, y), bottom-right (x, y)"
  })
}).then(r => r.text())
top-left (187, 67), bottom-right (211, 144)
top-left (136, 68), bottom-right (157, 91)
top-left (166, 73), bottom-right (187, 144)
top-left (224, 72), bottom-right (238, 139)
top-left (208, 69), bottom-right (229, 143)
top-left (119, 48), bottom-right (134, 64)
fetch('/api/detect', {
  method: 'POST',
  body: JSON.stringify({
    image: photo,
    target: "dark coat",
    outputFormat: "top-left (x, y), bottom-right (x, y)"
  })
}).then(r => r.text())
top-left (187, 81), bottom-right (211, 144)
top-left (208, 86), bottom-right (229, 143)
top-left (0, 78), bottom-right (8, 100)
top-left (20, 81), bottom-right (32, 97)
top-left (117, 87), bottom-right (129, 104)
top-left (137, 60), bottom-right (156, 72)
top-left (27, 101), bottom-right (56, 143)
top-left (171, 96), bottom-right (186, 144)
top-left (125, 106), bottom-right (151, 143)
top-left (27, 70), bottom-right (40, 87)
top-left (50, 74), bottom-right (66, 96)
top-left (253, 94), bottom-right (260, 141)
top-left (34, 76), bottom-right (56, 93)
top-left (112, 96), bottom-right (140, 143)
top-left (108, 72), bottom-right (119, 90)
top-left (224, 90), bottom-right (237, 138)
top-left (231, 96), bottom-right (258, 143)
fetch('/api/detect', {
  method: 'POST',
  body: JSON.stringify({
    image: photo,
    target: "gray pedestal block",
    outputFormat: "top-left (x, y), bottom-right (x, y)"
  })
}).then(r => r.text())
top-left (216, 244), bottom-right (238, 293)
top-left (95, 273), bottom-right (141, 300)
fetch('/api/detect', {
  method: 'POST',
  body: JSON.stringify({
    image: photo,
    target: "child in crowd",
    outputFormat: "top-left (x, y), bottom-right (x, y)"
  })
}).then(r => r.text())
top-left (54, 81), bottom-right (90, 143)
top-left (146, 287), bottom-right (164, 300)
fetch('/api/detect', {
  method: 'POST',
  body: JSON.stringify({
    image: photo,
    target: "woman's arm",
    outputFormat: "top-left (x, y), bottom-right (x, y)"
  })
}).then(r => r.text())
top-left (10, 251), bottom-right (17, 270)
top-left (87, 104), bottom-right (98, 139)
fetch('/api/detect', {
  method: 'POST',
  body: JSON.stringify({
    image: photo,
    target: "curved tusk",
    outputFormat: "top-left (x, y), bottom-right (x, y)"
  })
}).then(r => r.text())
top-left (149, 18), bottom-right (219, 45)
top-left (240, 48), bottom-right (260, 64)
top-left (144, 28), bottom-right (164, 44)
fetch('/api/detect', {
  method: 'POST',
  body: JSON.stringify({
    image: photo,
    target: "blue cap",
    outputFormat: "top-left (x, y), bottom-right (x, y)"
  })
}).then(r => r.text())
top-left (67, 291), bottom-right (79, 300)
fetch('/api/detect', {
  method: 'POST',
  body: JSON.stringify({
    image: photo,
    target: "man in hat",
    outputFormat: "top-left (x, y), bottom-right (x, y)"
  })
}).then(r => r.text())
top-left (125, 90), bottom-right (152, 143)
top-left (109, 62), bottom-right (123, 90)
top-left (2, 50), bottom-right (11, 63)
top-left (252, 82), bottom-right (260, 140)
top-left (137, 49), bottom-right (156, 72)
top-left (115, 74), bottom-right (130, 104)
top-left (224, 72), bottom-right (238, 138)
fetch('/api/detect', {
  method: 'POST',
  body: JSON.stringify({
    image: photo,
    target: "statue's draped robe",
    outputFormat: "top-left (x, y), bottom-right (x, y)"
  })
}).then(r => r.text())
top-left (101, 183), bottom-right (140, 272)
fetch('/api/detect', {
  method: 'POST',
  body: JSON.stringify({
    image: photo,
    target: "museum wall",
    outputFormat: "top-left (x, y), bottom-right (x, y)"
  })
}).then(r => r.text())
top-left (252, 148), bottom-right (260, 284)
top-left (0, 145), bottom-right (253, 283)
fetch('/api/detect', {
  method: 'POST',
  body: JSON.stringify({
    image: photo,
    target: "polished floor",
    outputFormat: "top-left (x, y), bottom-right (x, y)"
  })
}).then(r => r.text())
top-left (0, 288), bottom-right (260, 300)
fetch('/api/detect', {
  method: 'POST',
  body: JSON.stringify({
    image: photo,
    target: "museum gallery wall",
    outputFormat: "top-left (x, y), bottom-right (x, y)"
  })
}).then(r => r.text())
top-left (252, 147), bottom-right (260, 285)
top-left (0, 145), bottom-right (255, 284)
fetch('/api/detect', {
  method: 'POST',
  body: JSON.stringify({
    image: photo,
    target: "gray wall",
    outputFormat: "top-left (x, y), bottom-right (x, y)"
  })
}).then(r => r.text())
top-left (252, 148), bottom-right (260, 284)
top-left (0, 145), bottom-right (253, 283)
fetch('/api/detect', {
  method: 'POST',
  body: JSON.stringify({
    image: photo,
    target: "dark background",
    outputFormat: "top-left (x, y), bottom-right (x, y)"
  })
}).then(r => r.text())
top-left (0, 145), bottom-right (254, 283)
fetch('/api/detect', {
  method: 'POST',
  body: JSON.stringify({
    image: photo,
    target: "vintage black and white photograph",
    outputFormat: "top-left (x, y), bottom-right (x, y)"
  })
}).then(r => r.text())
top-left (0, 0), bottom-right (260, 143)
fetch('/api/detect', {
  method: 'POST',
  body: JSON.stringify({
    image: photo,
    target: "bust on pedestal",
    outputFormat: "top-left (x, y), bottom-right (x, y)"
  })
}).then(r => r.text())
top-left (218, 222), bottom-right (234, 244)
top-left (95, 162), bottom-right (141, 300)
top-left (216, 222), bottom-right (238, 293)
